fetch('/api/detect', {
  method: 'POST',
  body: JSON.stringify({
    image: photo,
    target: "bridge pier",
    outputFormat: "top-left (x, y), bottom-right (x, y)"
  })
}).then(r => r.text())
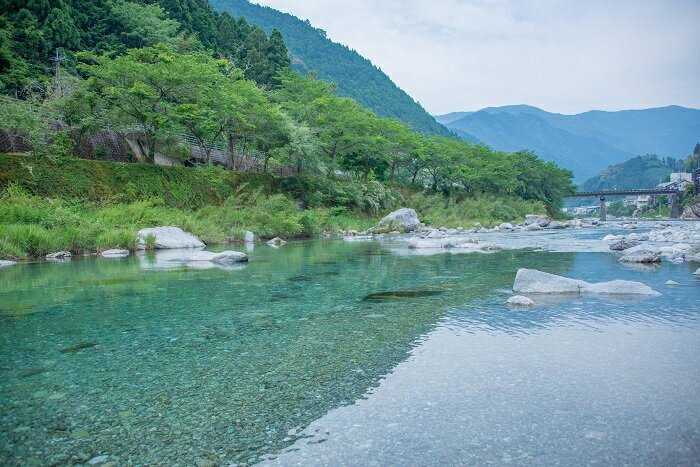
top-left (599, 196), bottom-right (606, 221)
top-left (670, 194), bottom-right (680, 219)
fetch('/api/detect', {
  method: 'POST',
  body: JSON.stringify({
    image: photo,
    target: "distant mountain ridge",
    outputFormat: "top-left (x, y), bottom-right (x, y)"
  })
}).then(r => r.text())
top-left (210, 0), bottom-right (452, 136)
top-left (435, 105), bottom-right (700, 181)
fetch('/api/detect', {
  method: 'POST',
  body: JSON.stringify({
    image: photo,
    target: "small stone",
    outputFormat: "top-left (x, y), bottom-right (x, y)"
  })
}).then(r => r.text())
top-left (88, 455), bottom-right (111, 465)
top-left (77, 451), bottom-right (91, 461)
top-left (119, 410), bottom-right (135, 418)
top-left (48, 393), bottom-right (67, 400)
top-left (195, 459), bottom-right (216, 467)
top-left (584, 430), bottom-right (606, 441)
top-left (103, 463), bottom-right (117, 467)
top-left (507, 296), bottom-right (535, 307)
top-left (665, 280), bottom-right (679, 286)
top-left (12, 426), bottom-right (30, 433)
top-left (32, 390), bottom-right (49, 398)
top-left (71, 429), bottom-right (89, 438)
top-left (266, 237), bottom-right (287, 246)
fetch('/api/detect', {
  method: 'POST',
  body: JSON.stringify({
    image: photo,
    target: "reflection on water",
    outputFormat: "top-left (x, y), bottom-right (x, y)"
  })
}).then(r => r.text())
top-left (0, 233), bottom-right (698, 466)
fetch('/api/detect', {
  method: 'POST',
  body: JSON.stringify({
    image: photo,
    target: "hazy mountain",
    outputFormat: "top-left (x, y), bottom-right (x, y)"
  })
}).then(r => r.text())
top-left (435, 105), bottom-right (700, 181)
top-left (210, 0), bottom-right (452, 136)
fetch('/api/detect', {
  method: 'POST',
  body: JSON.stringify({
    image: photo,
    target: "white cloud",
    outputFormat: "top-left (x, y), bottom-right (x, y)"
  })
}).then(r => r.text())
top-left (255, 0), bottom-right (700, 114)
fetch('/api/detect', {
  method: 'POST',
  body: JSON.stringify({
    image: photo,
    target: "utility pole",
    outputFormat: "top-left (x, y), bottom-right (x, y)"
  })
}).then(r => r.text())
top-left (50, 48), bottom-right (66, 96)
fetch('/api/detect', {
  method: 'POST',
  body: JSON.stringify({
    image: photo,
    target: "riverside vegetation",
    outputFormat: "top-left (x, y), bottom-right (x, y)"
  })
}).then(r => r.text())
top-left (0, 0), bottom-right (574, 260)
top-left (0, 153), bottom-right (549, 260)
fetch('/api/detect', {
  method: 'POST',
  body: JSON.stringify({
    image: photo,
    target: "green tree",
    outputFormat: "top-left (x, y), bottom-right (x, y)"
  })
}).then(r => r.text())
top-left (80, 45), bottom-right (211, 163)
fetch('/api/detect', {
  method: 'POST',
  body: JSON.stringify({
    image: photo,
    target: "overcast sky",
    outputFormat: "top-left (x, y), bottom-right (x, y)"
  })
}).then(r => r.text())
top-left (254, 0), bottom-right (700, 115)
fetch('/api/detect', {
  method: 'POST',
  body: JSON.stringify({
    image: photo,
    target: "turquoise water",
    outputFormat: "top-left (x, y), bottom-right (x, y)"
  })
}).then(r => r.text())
top-left (1, 234), bottom-right (699, 465)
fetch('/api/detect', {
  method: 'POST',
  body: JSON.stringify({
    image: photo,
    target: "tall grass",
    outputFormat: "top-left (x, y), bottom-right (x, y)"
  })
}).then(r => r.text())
top-left (401, 191), bottom-right (547, 228)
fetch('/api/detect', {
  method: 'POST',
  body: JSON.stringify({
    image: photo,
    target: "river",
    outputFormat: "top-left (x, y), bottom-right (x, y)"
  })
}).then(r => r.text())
top-left (1, 224), bottom-right (699, 465)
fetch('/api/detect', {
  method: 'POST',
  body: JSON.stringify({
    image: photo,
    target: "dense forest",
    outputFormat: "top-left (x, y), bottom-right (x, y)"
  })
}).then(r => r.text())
top-left (0, 0), bottom-right (574, 211)
top-left (209, 0), bottom-right (452, 137)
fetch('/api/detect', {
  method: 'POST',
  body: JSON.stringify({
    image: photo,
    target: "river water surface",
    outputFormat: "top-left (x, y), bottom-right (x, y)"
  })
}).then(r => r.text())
top-left (1, 226), bottom-right (699, 465)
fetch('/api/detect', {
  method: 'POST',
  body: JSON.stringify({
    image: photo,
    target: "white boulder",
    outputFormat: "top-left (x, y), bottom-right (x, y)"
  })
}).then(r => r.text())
top-left (244, 231), bottom-right (255, 243)
top-left (137, 227), bottom-right (205, 249)
top-left (100, 249), bottom-right (130, 258)
top-left (665, 280), bottom-right (679, 286)
top-left (0, 260), bottom-right (16, 267)
top-left (694, 268), bottom-right (700, 276)
top-left (507, 295), bottom-right (534, 307)
top-left (378, 208), bottom-right (420, 232)
top-left (603, 234), bottom-right (623, 241)
top-left (513, 269), bottom-right (586, 294)
top-left (526, 223), bottom-right (543, 231)
top-left (499, 222), bottom-right (514, 230)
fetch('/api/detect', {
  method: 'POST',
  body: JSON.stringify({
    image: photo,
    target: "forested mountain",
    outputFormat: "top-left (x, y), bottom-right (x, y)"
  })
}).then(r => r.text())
top-left (0, 0), bottom-right (290, 90)
top-left (435, 105), bottom-right (700, 181)
top-left (209, 0), bottom-right (451, 137)
top-left (580, 154), bottom-right (685, 192)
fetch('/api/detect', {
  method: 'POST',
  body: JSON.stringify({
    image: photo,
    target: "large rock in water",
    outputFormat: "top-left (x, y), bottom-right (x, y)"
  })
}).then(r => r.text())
top-left (378, 208), bottom-right (420, 232)
top-left (512, 268), bottom-right (660, 296)
top-left (100, 249), bottom-right (130, 258)
top-left (137, 227), bottom-right (205, 249)
top-left (0, 260), bottom-right (16, 267)
top-left (513, 269), bottom-right (587, 294)
top-left (186, 250), bottom-right (248, 263)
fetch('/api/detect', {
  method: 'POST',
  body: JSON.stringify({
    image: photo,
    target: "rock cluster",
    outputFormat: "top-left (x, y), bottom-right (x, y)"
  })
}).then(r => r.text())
top-left (46, 251), bottom-right (72, 260)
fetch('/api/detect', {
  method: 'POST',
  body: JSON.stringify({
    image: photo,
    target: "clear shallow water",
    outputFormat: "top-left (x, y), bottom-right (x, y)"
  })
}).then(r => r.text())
top-left (1, 230), bottom-right (699, 466)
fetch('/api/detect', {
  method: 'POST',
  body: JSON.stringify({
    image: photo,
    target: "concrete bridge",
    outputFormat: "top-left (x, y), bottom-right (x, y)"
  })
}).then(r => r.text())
top-left (567, 188), bottom-right (681, 221)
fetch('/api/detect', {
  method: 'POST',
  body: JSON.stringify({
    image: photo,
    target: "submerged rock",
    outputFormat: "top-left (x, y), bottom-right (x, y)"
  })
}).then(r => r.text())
top-left (665, 280), bottom-right (679, 286)
top-left (507, 295), bottom-right (534, 307)
top-left (267, 237), bottom-right (287, 246)
top-left (46, 251), bottom-right (71, 260)
top-left (100, 249), bottom-right (129, 258)
top-left (378, 208), bottom-right (420, 232)
top-left (363, 289), bottom-right (444, 300)
top-left (137, 227), bottom-right (205, 249)
top-left (0, 260), bottom-right (16, 267)
top-left (512, 268), bottom-right (660, 296)
top-left (694, 268), bottom-right (700, 276)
